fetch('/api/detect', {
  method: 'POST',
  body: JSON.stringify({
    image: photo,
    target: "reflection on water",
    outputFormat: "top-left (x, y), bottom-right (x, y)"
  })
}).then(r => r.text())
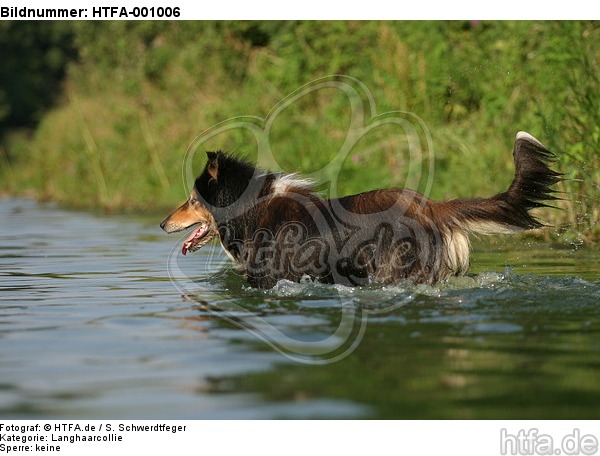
top-left (0, 198), bottom-right (599, 418)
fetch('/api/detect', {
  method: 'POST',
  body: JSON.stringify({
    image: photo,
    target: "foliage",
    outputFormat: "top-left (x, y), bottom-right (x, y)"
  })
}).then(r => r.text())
top-left (0, 21), bottom-right (75, 136)
top-left (0, 21), bottom-right (598, 240)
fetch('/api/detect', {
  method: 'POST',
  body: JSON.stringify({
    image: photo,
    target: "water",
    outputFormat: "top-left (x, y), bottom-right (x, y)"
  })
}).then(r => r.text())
top-left (1, 198), bottom-right (599, 419)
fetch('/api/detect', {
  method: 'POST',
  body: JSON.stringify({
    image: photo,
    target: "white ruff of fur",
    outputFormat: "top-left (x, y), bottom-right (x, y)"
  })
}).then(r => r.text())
top-left (271, 173), bottom-right (315, 195)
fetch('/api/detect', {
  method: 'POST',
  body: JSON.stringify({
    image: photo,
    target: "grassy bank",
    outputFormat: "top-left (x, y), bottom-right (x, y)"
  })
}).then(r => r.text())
top-left (1, 21), bottom-right (598, 241)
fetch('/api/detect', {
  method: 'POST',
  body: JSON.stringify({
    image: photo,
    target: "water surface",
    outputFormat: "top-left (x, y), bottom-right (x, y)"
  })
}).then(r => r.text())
top-left (1, 199), bottom-right (599, 418)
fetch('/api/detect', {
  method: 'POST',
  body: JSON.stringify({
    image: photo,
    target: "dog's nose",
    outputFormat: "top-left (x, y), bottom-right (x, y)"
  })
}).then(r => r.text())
top-left (159, 217), bottom-right (168, 231)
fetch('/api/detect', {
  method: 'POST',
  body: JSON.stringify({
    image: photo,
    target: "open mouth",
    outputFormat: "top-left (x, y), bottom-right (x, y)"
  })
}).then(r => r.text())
top-left (181, 222), bottom-right (216, 255)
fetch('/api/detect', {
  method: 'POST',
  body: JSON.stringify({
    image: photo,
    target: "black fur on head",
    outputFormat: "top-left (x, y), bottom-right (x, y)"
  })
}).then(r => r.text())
top-left (194, 151), bottom-right (261, 209)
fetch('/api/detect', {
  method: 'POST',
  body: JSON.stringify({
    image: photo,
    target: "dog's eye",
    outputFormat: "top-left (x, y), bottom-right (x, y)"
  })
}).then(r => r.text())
top-left (190, 197), bottom-right (197, 204)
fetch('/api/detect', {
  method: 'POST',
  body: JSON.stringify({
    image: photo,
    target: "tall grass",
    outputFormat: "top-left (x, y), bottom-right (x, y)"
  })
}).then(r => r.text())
top-left (1, 21), bottom-right (598, 240)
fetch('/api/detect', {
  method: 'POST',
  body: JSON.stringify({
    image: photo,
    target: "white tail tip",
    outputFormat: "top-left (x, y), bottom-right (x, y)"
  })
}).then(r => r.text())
top-left (516, 131), bottom-right (544, 147)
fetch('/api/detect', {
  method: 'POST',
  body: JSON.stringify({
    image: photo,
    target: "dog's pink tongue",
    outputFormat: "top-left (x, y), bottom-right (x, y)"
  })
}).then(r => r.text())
top-left (181, 225), bottom-right (203, 256)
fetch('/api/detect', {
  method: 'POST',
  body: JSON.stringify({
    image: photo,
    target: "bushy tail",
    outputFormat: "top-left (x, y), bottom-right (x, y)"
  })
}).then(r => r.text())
top-left (447, 131), bottom-right (562, 235)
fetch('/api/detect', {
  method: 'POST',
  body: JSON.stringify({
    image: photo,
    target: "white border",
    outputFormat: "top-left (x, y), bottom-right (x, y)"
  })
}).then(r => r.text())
top-left (4, 0), bottom-right (599, 20)
top-left (2, 421), bottom-right (599, 456)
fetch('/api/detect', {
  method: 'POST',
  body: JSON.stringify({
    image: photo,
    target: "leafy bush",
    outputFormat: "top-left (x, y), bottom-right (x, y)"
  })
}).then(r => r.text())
top-left (0, 22), bottom-right (75, 135)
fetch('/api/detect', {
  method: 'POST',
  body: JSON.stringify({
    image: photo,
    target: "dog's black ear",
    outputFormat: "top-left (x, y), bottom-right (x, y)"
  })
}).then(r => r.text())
top-left (206, 152), bottom-right (219, 181)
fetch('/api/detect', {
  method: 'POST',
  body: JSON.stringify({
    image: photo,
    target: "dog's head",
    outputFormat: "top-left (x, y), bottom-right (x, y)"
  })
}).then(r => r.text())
top-left (160, 153), bottom-right (220, 255)
top-left (161, 151), bottom-right (262, 255)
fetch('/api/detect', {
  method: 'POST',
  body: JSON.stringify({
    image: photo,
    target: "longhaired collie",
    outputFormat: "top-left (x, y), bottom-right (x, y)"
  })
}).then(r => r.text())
top-left (161, 132), bottom-right (561, 288)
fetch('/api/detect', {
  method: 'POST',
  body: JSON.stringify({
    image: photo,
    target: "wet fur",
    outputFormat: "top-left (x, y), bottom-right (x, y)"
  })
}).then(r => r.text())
top-left (161, 133), bottom-right (561, 288)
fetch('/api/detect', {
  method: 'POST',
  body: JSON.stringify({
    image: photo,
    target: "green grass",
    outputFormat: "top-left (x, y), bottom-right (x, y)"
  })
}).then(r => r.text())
top-left (1, 21), bottom-right (598, 240)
